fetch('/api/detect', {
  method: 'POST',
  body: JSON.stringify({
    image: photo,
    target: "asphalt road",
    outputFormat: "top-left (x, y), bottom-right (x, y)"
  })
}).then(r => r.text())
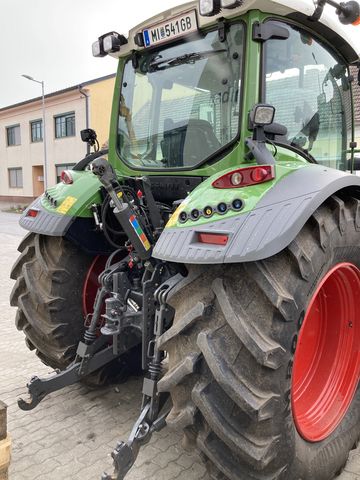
top-left (0, 212), bottom-right (27, 236)
top-left (0, 211), bottom-right (359, 480)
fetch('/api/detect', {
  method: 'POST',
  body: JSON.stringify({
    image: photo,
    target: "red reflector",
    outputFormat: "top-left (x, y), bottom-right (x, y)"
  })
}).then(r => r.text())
top-left (27, 209), bottom-right (39, 218)
top-left (353, 16), bottom-right (360, 25)
top-left (198, 233), bottom-right (229, 245)
top-left (61, 170), bottom-right (73, 185)
top-left (212, 165), bottom-right (275, 189)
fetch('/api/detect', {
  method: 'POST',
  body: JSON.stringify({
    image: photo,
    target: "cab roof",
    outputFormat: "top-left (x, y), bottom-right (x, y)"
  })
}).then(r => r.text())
top-left (268, 0), bottom-right (360, 62)
top-left (119, 0), bottom-right (359, 63)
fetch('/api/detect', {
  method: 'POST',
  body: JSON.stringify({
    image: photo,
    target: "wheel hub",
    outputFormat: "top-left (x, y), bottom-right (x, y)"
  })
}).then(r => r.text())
top-left (82, 255), bottom-right (108, 317)
top-left (292, 262), bottom-right (360, 442)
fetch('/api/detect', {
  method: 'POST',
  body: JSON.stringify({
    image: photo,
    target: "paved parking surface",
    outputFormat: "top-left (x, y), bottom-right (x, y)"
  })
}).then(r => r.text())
top-left (0, 211), bottom-right (359, 480)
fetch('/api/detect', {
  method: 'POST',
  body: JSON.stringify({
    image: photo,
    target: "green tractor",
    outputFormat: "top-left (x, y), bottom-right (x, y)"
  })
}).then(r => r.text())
top-left (10, 0), bottom-right (360, 478)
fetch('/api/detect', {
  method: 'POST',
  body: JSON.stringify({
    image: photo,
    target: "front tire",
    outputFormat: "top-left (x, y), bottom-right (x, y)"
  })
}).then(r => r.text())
top-left (158, 195), bottom-right (360, 480)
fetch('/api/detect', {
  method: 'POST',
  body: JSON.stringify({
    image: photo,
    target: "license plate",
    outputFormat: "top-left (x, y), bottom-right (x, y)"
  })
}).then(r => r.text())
top-left (143, 10), bottom-right (198, 48)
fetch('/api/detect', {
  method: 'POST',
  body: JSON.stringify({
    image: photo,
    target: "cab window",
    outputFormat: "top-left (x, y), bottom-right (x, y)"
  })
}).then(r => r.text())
top-left (264, 21), bottom-right (352, 170)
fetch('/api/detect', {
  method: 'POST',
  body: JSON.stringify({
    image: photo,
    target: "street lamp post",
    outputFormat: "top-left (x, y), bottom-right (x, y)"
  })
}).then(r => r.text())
top-left (22, 75), bottom-right (48, 191)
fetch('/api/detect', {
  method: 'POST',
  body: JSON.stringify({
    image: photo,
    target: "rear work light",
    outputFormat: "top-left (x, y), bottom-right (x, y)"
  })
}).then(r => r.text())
top-left (212, 165), bottom-right (275, 189)
top-left (199, 0), bottom-right (221, 16)
top-left (92, 31), bottom-right (127, 57)
top-left (221, 0), bottom-right (245, 8)
top-left (61, 170), bottom-right (74, 185)
top-left (103, 33), bottom-right (128, 54)
top-left (198, 233), bottom-right (229, 245)
top-left (199, 0), bottom-right (245, 15)
top-left (92, 40), bottom-right (106, 58)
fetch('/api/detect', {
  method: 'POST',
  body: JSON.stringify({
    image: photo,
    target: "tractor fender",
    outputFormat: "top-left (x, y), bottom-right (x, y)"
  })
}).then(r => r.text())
top-left (153, 165), bottom-right (360, 264)
top-left (19, 169), bottom-right (118, 255)
top-left (19, 169), bottom-right (103, 238)
top-left (20, 151), bottom-right (108, 237)
top-left (19, 196), bottom-right (115, 255)
top-left (20, 196), bottom-right (76, 237)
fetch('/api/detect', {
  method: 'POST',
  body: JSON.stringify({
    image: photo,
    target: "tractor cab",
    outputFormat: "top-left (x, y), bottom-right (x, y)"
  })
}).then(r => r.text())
top-left (92, 0), bottom-right (360, 191)
top-left (117, 22), bottom-right (243, 171)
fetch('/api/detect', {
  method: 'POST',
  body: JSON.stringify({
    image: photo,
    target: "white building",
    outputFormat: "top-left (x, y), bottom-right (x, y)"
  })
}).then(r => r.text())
top-left (0, 74), bottom-right (115, 207)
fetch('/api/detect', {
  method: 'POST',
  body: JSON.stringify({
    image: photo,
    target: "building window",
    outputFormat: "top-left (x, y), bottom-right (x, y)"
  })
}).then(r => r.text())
top-left (6, 125), bottom-right (21, 146)
top-left (55, 112), bottom-right (75, 138)
top-left (56, 164), bottom-right (76, 183)
top-left (31, 120), bottom-right (43, 142)
top-left (8, 168), bottom-right (23, 188)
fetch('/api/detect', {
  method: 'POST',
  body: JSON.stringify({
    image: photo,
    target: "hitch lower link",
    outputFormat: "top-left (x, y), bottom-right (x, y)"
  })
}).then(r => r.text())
top-left (17, 337), bottom-right (121, 411)
top-left (18, 268), bottom-right (132, 411)
top-left (102, 274), bottom-right (182, 480)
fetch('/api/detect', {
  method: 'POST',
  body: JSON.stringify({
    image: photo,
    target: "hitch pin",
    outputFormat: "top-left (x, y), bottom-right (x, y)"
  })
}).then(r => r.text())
top-left (91, 204), bottom-right (103, 231)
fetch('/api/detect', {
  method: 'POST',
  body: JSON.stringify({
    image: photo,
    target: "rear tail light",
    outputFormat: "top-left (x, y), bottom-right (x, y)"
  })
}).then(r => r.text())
top-left (251, 167), bottom-right (269, 183)
top-left (198, 233), bottom-right (229, 245)
top-left (26, 209), bottom-right (39, 218)
top-left (212, 165), bottom-right (275, 189)
top-left (61, 170), bottom-right (74, 185)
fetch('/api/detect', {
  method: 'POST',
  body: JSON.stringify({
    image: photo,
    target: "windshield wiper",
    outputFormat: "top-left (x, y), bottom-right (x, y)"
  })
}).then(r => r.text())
top-left (148, 49), bottom-right (227, 72)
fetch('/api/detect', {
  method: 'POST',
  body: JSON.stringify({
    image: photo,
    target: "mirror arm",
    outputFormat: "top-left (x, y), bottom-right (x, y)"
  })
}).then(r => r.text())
top-left (309, 0), bottom-right (360, 25)
top-left (309, 0), bottom-right (327, 21)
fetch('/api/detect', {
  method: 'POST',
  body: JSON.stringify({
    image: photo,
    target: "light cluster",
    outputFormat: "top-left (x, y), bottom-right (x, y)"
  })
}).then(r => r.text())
top-left (179, 199), bottom-right (244, 224)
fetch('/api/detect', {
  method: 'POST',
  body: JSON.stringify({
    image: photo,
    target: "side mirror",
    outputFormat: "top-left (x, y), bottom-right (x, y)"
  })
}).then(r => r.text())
top-left (337, 1), bottom-right (360, 25)
top-left (347, 156), bottom-right (360, 171)
top-left (309, 0), bottom-right (360, 25)
top-left (81, 128), bottom-right (98, 147)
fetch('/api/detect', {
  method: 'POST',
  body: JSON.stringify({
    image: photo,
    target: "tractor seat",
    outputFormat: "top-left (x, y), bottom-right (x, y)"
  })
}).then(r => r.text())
top-left (161, 118), bottom-right (221, 167)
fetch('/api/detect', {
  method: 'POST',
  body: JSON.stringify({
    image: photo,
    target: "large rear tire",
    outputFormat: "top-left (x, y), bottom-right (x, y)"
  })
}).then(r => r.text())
top-left (158, 196), bottom-right (360, 480)
top-left (10, 233), bottom-right (142, 382)
top-left (10, 233), bottom-right (92, 369)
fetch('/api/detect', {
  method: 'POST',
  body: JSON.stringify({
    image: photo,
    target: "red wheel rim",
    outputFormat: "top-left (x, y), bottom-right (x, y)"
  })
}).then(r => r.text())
top-left (82, 256), bottom-right (108, 317)
top-left (292, 262), bottom-right (360, 442)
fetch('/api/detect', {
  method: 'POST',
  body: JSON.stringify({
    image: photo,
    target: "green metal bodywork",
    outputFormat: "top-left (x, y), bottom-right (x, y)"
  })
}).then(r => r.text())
top-left (166, 153), bottom-right (310, 229)
top-left (40, 10), bottom-right (355, 231)
top-left (42, 170), bottom-right (101, 218)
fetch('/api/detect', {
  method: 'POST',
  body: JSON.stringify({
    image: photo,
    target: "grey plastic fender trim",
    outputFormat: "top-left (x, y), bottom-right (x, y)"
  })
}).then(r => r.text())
top-left (19, 197), bottom-right (75, 237)
top-left (153, 166), bottom-right (360, 264)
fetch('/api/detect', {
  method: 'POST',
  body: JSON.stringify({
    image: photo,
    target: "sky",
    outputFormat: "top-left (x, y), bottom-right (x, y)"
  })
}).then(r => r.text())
top-left (0, 0), bottom-right (359, 109)
top-left (0, 0), bottom-right (184, 108)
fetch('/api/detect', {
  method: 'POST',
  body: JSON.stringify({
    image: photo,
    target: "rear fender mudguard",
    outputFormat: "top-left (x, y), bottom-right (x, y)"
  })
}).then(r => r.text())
top-left (20, 170), bottom-right (102, 236)
top-left (153, 165), bottom-right (360, 264)
top-left (18, 171), bottom-right (114, 255)
top-left (20, 196), bottom-right (76, 236)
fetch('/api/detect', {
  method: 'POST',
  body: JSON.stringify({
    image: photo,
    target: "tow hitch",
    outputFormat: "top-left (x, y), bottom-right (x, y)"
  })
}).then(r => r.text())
top-left (102, 275), bottom-right (182, 480)
top-left (18, 156), bottom-right (184, 480)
